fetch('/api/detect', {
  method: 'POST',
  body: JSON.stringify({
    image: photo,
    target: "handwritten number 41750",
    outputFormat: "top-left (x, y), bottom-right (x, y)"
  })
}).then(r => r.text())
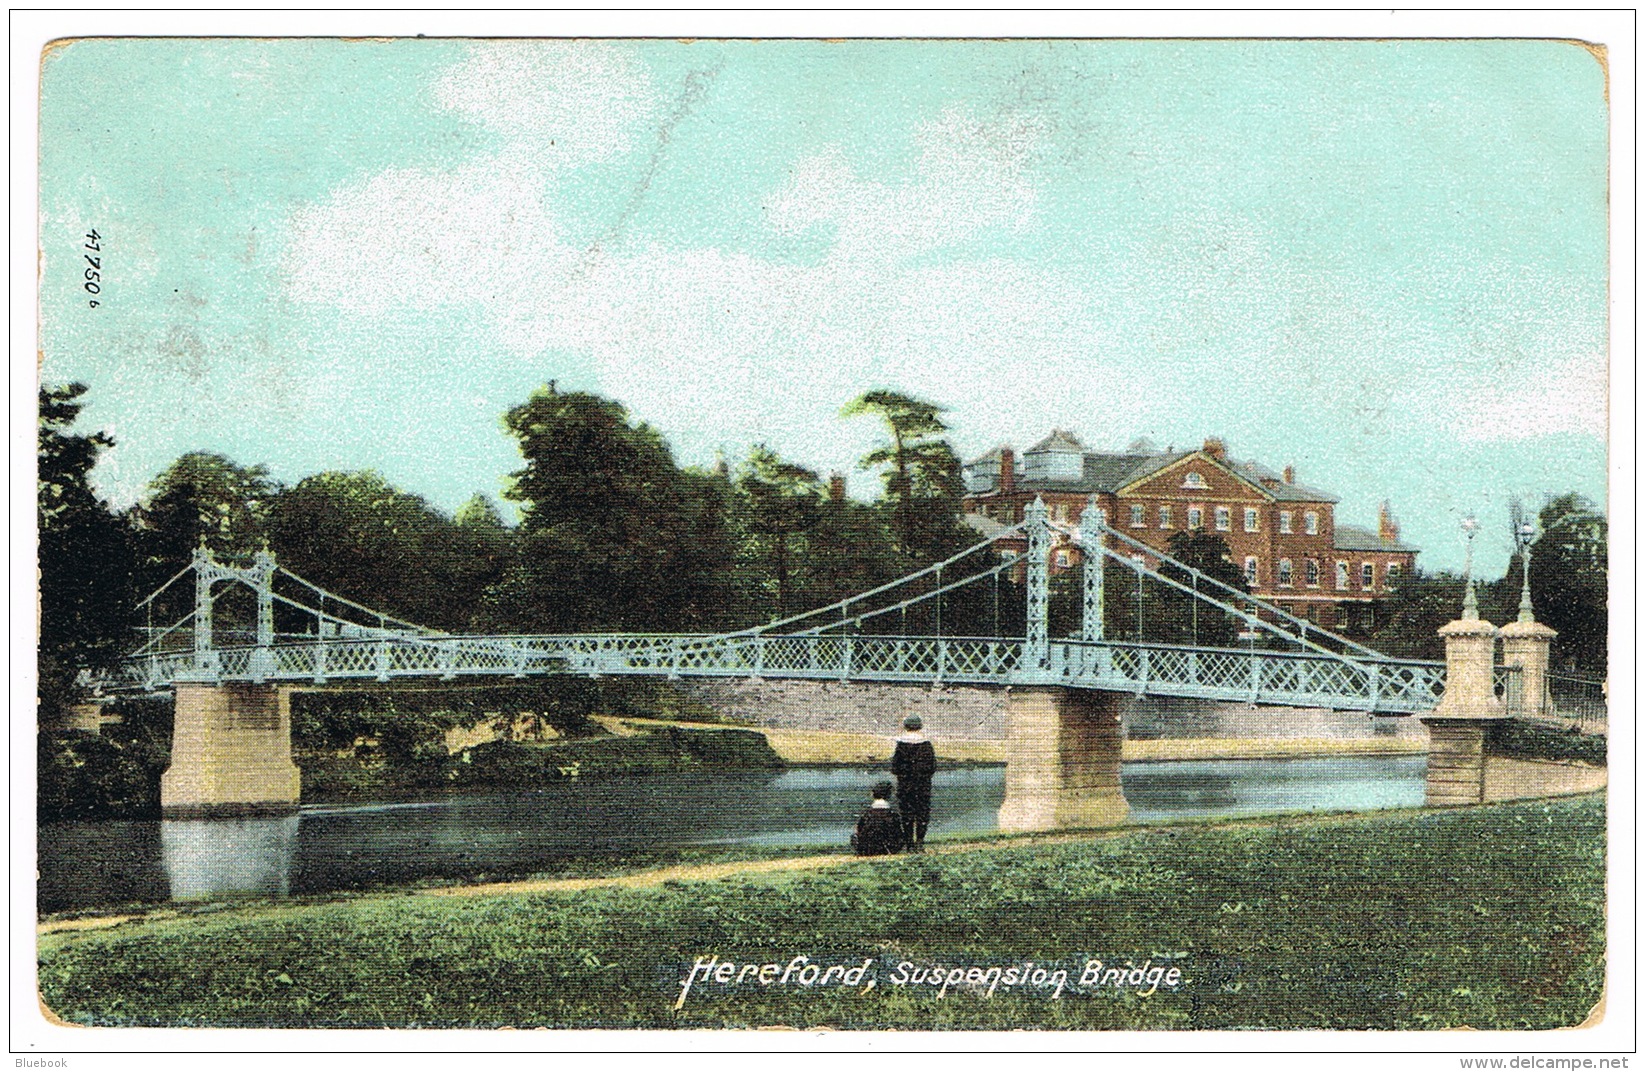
top-left (83, 229), bottom-right (101, 307)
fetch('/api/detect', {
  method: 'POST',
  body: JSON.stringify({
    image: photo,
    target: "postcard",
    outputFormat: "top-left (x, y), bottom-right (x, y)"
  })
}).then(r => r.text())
top-left (17, 14), bottom-right (1632, 1060)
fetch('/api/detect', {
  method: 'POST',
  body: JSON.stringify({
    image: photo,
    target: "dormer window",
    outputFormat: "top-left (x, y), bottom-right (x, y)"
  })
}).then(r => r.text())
top-left (1182, 472), bottom-right (1206, 489)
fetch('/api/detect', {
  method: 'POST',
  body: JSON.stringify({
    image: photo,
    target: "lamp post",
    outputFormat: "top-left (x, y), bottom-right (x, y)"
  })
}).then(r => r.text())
top-left (1460, 515), bottom-right (1481, 620)
top-left (1515, 520), bottom-right (1537, 623)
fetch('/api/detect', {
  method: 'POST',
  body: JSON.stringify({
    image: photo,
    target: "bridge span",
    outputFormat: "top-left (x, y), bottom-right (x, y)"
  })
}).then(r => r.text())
top-left (86, 497), bottom-right (1548, 827)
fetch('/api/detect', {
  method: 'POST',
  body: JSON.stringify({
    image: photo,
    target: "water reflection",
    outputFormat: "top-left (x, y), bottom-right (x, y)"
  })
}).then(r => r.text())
top-left (161, 816), bottom-right (298, 900)
top-left (40, 756), bottom-right (1426, 913)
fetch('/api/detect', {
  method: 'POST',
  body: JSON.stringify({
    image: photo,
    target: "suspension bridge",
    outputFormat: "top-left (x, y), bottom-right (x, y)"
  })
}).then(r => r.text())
top-left (93, 497), bottom-right (1550, 825)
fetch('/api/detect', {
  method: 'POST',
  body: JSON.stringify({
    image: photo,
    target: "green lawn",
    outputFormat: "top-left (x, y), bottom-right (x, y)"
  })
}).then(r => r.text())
top-left (38, 794), bottom-right (1606, 1031)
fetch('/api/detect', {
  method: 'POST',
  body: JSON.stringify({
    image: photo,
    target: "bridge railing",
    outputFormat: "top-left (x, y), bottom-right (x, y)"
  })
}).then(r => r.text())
top-left (1048, 639), bottom-right (1446, 713)
top-left (113, 631), bottom-right (1446, 713)
top-left (1548, 672), bottom-right (1607, 730)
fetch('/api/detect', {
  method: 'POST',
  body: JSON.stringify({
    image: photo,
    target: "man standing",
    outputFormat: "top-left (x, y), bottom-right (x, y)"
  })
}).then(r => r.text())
top-left (890, 714), bottom-right (937, 850)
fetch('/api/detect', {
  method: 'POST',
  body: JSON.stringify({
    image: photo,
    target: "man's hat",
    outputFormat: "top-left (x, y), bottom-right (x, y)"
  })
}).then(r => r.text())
top-left (872, 780), bottom-right (895, 799)
top-left (903, 715), bottom-right (923, 730)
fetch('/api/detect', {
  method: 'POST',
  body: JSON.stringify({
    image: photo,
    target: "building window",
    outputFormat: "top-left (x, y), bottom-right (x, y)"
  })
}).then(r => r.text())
top-left (1129, 505), bottom-right (1145, 527)
top-left (1305, 511), bottom-right (1319, 535)
top-left (1305, 559), bottom-right (1320, 587)
top-left (1183, 472), bottom-right (1206, 489)
top-left (1055, 549), bottom-right (1071, 568)
top-left (1244, 507), bottom-right (1259, 532)
top-left (1278, 559), bottom-right (1293, 586)
top-left (1214, 506), bottom-right (1231, 531)
top-left (1055, 503), bottom-right (1069, 522)
top-left (1244, 557), bottom-right (1258, 585)
top-left (1362, 562), bottom-right (1375, 588)
top-left (1335, 561), bottom-right (1349, 590)
top-left (1188, 507), bottom-right (1204, 530)
top-left (1279, 511), bottom-right (1293, 534)
top-left (1387, 563), bottom-right (1402, 585)
top-left (1158, 505), bottom-right (1172, 529)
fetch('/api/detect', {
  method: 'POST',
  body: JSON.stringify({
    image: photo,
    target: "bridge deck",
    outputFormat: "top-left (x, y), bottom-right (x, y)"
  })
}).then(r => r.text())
top-left (117, 633), bottom-right (1449, 715)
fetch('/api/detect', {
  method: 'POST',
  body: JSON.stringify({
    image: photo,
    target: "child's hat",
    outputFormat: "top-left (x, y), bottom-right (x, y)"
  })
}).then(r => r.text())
top-left (903, 715), bottom-right (923, 730)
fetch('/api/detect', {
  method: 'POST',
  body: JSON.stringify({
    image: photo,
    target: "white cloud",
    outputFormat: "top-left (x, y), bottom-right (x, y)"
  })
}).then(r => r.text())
top-left (1455, 350), bottom-right (1609, 442)
top-left (283, 154), bottom-right (571, 333)
top-left (280, 51), bottom-right (1109, 474)
top-left (432, 41), bottom-right (659, 164)
top-left (766, 108), bottom-right (1044, 260)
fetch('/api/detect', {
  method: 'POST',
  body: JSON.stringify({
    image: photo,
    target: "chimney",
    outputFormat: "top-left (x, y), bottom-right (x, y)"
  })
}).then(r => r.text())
top-left (1283, 465), bottom-right (1295, 485)
top-left (828, 472), bottom-right (846, 503)
top-left (1202, 437), bottom-right (1226, 462)
top-left (1378, 501), bottom-right (1399, 542)
top-left (713, 452), bottom-right (729, 479)
top-left (999, 447), bottom-right (1015, 494)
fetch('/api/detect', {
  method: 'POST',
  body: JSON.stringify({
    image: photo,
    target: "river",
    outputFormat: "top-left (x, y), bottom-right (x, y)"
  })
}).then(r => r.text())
top-left (38, 755), bottom-right (1424, 913)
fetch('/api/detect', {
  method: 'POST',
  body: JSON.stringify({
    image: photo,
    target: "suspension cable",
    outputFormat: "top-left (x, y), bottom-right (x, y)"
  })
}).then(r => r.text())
top-left (277, 567), bottom-right (436, 634)
top-left (798, 555), bottom-right (1023, 635)
top-left (130, 610), bottom-right (197, 656)
top-left (1049, 518), bottom-right (1388, 660)
top-left (132, 562), bottom-right (195, 611)
top-left (727, 523), bottom-right (1028, 636)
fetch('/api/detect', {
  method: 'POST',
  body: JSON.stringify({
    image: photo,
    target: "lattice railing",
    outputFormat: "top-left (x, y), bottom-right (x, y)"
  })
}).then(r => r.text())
top-left (111, 631), bottom-right (1444, 712)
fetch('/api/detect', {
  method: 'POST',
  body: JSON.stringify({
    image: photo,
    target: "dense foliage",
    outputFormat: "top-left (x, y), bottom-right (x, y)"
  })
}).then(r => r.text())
top-left (38, 384), bottom-right (135, 724)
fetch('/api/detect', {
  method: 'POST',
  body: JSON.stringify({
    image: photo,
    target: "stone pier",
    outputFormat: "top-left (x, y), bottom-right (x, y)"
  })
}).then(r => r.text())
top-left (1500, 617), bottom-right (1558, 719)
top-left (998, 686), bottom-right (1127, 832)
top-left (1420, 615), bottom-right (1503, 807)
top-left (161, 683), bottom-right (302, 817)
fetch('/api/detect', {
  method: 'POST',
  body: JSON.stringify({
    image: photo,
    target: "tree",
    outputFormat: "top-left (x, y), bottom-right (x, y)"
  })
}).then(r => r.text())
top-left (131, 452), bottom-right (280, 578)
top-left (268, 471), bottom-right (491, 632)
top-left (1529, 494), bottom-right (1607, 674)
top-left (735, 446), bottom-right (823, 619)
top-left (38, 383), bottom-right (135, 719)
top-left (1154, 532), bottom-right (1249, 646)
top-left (488, 386), bottom-right (743, 633)
top-left (841, 390), bottom-right (968, 561)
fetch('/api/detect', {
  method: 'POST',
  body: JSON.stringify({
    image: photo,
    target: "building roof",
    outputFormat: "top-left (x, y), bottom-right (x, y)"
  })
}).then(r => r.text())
top-left (1334, 524), bottom-right (1420, 554)
top-left (966, 433), bottom-right (1340, 504)
top-left (1228, 459), bottom-right (1340, 503)
top-left (1025, 429), bottom-right (1086, 454)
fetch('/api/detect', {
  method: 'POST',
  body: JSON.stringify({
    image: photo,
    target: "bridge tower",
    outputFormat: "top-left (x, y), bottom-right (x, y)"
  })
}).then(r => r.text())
top-left (161, 546), bottom-right (300, 817)
top-left (999, 496), bottom-right (1128, 831)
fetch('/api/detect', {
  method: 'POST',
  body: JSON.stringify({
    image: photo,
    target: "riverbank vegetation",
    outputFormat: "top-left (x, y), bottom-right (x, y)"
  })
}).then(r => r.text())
top-left (37, 681), bottom-right (782, 820)
top-left (38, 793), bottom-right (1605, 1031)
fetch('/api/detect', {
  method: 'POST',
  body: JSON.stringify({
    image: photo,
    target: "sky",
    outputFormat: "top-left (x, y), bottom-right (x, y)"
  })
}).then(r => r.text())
top-left (37, 37), bottom-right (1610, 576)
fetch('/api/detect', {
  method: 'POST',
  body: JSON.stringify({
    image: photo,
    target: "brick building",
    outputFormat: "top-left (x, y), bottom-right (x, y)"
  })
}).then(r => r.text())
top-left (961, 431), bottom-right (1419, 633)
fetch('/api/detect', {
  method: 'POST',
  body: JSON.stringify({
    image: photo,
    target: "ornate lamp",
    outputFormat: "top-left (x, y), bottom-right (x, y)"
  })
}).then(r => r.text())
top-left (1460, 515), bottom-right (1481, 620)
top-left (1516, 520), bottom-right (1537, 623)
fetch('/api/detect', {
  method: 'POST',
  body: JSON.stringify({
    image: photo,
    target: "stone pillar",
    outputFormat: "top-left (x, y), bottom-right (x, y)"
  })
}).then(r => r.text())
top-left (161, 683), bottom-right (301, 817)
top-left (1500, 618), bottom-right (1557, 719)
top-left (998, 687), bottom-right (1127, 832)
top-left (1420, 616), bottom-right (1502, 806)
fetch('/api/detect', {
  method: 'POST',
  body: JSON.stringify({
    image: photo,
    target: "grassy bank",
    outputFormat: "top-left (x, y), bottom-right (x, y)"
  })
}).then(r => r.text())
top-left (38, 793), bottom-right (1605, 1031)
